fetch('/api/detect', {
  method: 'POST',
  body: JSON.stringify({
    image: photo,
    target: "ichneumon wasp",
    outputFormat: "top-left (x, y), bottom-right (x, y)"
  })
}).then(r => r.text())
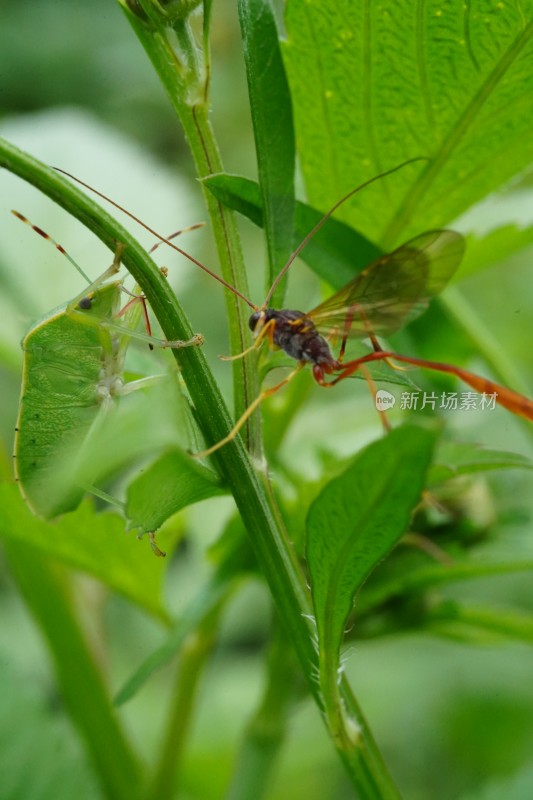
top-left (53, 161), bottom-right (533, 458)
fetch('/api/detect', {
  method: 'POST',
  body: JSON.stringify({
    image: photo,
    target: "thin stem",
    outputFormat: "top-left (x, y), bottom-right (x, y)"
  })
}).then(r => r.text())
top-left (121, 9), bottom-right (262, 456)
top-left (225, 626), bottom-right (297, 800)
top-left (147, 609), bottom-right (221, 800)
top-left (4, 542), bottom-right (142, 800)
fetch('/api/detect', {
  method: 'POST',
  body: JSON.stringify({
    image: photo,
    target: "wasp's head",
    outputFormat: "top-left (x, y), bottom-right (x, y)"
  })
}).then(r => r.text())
top-left (248, 309), bottom-right (267, 337)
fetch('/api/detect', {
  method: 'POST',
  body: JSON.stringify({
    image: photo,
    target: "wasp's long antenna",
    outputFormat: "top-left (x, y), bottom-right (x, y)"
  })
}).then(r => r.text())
top-left (52, 167), bottom-right (258, 311)
top-left (263, 156), bottom-right (429, 307)
top-left (148, 223), bottom-right (206, 254)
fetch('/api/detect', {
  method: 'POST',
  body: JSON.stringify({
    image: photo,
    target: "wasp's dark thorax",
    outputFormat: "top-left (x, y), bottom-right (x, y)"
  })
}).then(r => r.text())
top-left (256, 308), bottom-right (336, 367)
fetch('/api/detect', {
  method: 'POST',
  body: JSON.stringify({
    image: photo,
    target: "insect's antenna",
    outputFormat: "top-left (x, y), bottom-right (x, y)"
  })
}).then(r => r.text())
top-left (52, 167), bottom-right (257, 310)
top-left (149, 222), bottom-right (206, 254)
top-left (263, 156), bottom-right (429, 306)
top-left (11, 210), bottom-right (92, 285)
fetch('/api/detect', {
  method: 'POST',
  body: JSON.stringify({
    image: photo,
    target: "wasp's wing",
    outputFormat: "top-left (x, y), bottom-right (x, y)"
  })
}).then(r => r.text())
top-left (308, 230), bottom-right (465, 339)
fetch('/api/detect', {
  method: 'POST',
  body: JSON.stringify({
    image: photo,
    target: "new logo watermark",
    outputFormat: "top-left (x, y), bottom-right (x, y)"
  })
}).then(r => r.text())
top-left (375, 389), bottom-right (396, 412)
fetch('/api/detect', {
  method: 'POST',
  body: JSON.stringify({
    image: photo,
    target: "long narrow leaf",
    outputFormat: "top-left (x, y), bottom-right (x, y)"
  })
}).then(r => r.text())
top-left (357, 560), bottom-right (533, 617)
top-left (238, 0), bottom-right (296, 303)
top-left (204, 172), bottom-right (382, 290)
top-left (429, 441), bottom-right (533, 486)
top-left (426, 602), bottom-right (533, 644)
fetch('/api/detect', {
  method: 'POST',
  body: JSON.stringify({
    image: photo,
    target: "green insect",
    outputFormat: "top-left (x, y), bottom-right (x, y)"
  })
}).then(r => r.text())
top-left (12, 212), bottom-right (203, 519)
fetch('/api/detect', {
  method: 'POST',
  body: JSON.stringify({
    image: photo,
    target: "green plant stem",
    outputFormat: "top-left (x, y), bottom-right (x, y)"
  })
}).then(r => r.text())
top-left (225, 626), bottom-right (297, 800)
top-left (147, 608), bottom-right (221, 800)
top-left (121, 7), bottom-right (262, 455)
top-left (4, 541), bottom-right (142, 800)
top-left (0, 137), bottom-right (401, 799)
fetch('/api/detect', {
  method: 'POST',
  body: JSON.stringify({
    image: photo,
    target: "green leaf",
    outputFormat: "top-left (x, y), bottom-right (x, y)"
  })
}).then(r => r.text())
top-left (429, 441), bottom-right (533, 486)
top-left (238, 0), bottom-right (295, 302)
top-left (203, 173), bottom-right (382, 290)
top-left (282, 0), bottom-right (533, 245)
top-left (306, 426), bottom-right (436, 659)
top-left (0, 483), bottom-right (167, 619)
top-left (125, 448), bottom-right (226, 534)
top-left (426, 601), bottom-right (533, 645)
top-left (357, 560), bottom-right (533, 616)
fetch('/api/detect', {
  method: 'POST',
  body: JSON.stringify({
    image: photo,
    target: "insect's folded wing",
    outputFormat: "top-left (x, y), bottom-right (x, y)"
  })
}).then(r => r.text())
top-left (308, 229), bottom-right (465, 339)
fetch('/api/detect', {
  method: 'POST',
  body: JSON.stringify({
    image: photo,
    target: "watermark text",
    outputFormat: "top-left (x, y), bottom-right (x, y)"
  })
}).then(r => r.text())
top-left (375, 390), bottom-right (498, 412)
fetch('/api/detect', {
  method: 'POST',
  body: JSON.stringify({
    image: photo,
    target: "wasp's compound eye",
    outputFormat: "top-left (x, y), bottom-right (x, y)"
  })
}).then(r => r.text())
top-left (248, 311), bottom-right (261, 332)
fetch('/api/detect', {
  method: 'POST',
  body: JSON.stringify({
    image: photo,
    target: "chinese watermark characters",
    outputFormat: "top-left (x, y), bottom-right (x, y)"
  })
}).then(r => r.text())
top-left (375, 390), bottom-right (498, 412)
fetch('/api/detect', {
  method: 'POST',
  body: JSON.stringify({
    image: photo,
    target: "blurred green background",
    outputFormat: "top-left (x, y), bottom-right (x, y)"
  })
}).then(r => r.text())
top-left (1, 2), bottom-right (533, 799)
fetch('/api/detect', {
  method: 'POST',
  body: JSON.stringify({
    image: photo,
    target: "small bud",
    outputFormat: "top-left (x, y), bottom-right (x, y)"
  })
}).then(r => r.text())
top-left (121, 0), bottom-right (202, 24)
top-left (122, 0), bottom-right (149, 22)
top-left (160, 0), bottom-right (203, 22)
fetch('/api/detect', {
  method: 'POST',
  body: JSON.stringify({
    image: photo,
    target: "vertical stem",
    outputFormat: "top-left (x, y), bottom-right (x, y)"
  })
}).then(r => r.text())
top-left (5, 542), bottom-right (142, 800)
top-left (225, 626), bottom-right (297, 800)
top-left (121, 9), bottom-right (262, 456)
top-left (147, 610), bottom-right (221, 800)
